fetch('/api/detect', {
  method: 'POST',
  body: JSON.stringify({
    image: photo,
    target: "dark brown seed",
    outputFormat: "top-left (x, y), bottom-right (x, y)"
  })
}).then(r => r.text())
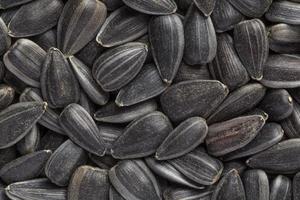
top-left (160, 80), bottom-right (228, 122)
top-left (293, 172), bottom-right (300, 200)
top-left (76, 39), bottom-right (104, 67)
top-left (17, 124), bottom-right (40, 155)
top-left (38, 131), bottom-right (66, 152)
top-left (281, 101), bottom-right (300, 138)
top-left (270, 175), bottom-right (292, 200)
top-left (111, 111), bottom-right (172, 159)
top-left (0, 85), bottom-right (15, 110)
top-left (193, 0), bottom-right (216, 16)
top-left (163, 187), bottom-right (213, 200)
top-left (45, 140), bottom-right (87, 186)
top-left (243, 170), bottom-right (269, 200)
top-left (0, 0), bottom-right (33, 9)
top-left (122, 0), bottom-right (177, 15)
top-left (0, 147), bottom-right (17, 169)
top-left (0, 150), bottom-right (51, 184)
top-left (31, 29), bottom-right (57, 51)
top-left (266, 1), bottom-right (300, 25)
top-left (174, 63), bottom-right (211, 83)
top-left (110, 186), bottom-right (125, 200)
top-left (227, 0), bottom-right (272, 17)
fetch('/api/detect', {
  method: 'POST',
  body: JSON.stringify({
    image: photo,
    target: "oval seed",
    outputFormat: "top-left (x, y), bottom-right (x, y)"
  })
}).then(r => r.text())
top-left (270, 175), bottom-right (292, 200)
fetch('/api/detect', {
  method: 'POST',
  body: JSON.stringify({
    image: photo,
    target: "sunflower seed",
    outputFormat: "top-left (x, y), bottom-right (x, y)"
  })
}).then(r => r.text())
top-left (163, 187), bottom-right (213, 200)
top-left (281, 101), bottom-right (300, 138)
top-left (0, 0), bottom-right (33, 9)
top-left (115, 64), bottom-right (168, 107)
top-left (68, 166), bottom-right (109, 200)
top-left (234, 19), bottom-right (269, 80)
top-left (135, 34), bottom-right (153, 63)
top-left (3, 71), bottom-right (27, 94)
top-left (3, 39), bottom-right (46, 88)
top-left (222, 161), bottom-right (246, 176)
top-left (270, 175), bottom-right (292, 200)
top-left (160, 80), bottom-right (228, 123)
top-left (243, 169), bottom-right (269, 200)
top-left (78, 91), bottom-right (95, 115)
top-left (193, 0), bottom-right (216, 16)
top-left (0, 147), bottom-right (17, 169)
top-left (17, 125), bottom-right (40, 155)
top-left (122, 0), bottom-right (177, 15)
top-left (45, 140), bottom-right (87, 186)
top-left (156, 117), bottom-right (208, 160)
top-left (89, 154), bottom-right (118, 169)
top-left (208, 83), bottom-right (266, 124)
top-left (149, 14), bottom-right (184, 83)
top-left (0, 150), bottom-right (51, 184)
top-left (109, 160), bottom-right (162, 200)
top-left (0, 102), bottom-right (47, 149)
top-left (97, 6), bottom-right (150, 47)
top-left (111, 111), bottom-right (172, 159)
top-left (266, 1), bottom-right (300, 25)
top-left (174, 63), bottom-right (211, 82)
top-left (206, 115), bottom-right (265, 157)
top-left (260, 54), bottom-right (300, 88)
top-left (5, 178), bottom-right (67, 200)
top-left (208, 33), bottom-right (249, 91)
top-left (293, 172), bottom-right (300, 200)
top-left (38, 131), bottom-right (66, 152)
top-left (246, 139), bottom-right (300, 174)
top-left (93, 42), bottom-right (147, 92)
top-left (183, 4), bottom-right (217, 65)
top-left (0, 18), bottom-right (10, 56)
top-left (69, 56), bottom-right (109, 105)
top-left (75, 40), bottom-right (104, 67)
top-left (102, 0), bottom-right (124, 11)
top-left (0, 85), bottom-right (15, 110)
top-left (110, 186), bottom-right (125, 200)
top-left (97, 124), bottom-right (123, 153)
top-left (31, 29), bottom-right (57, 51)
top-left (227, 0), bottom-right (272, 17)
top-left (8, 0), bottom-right (63, 37)
top-left (243, 108), bottom-right (269, 121)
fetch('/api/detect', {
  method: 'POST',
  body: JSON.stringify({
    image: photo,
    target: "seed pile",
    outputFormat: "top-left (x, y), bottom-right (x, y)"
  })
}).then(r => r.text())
top-left (0, 0), bottom-right (300, 199)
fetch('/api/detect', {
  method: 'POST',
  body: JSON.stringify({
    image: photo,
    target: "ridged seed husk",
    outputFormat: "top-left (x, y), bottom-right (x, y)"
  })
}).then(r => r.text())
top-left (68, 166), bottom-right (109, 200)
top-left (31, 29), bottom-right (57, 51)
top-left (3, 39), bottom-right (46, 88)
top-left (208, 33), bottom-right (249, 91)
top-left (0, 150), bottom-right (51, 184)
top-left (270, 175), bottom-right (292, 200)
top-left (163, 187), bottom-right (213, 200)
top-left (0, 0), bottom-right (33, 9)
top-left (246, 139), bottom-right (300, 174)
top-left (97, 124), bottom-right (123, 153)
top-left (0, 102), bottom-right (47, 149)
top-left (211, 169), bottom-right (246, 200)
top-left (0, 84), bottom-right (15, 110)
top-left (102, 0), bottom-right (124, 11)
top-left (17, 125), bottom-right (40, 155)
top-left (206, 115), bottom-right (266, 157)
top-left (122, 0), bottom-right (177, 15)
top-left (110, 186), bottom-right (125, 200)
top-left (69, 56), bottom-right (109, 105)
top-left (269, 23), bottom-right (300, 53)
top-left (193, 0), bottom-right (216, 16)
top-left (293, 172), bottom-right (300, 200)
top-left (109, 160), bottom-right (162, 200)
top-left (266, 1), bottom-right (300, 25)
top-left (115, 64), bottom-right (168, 107)
top-left (8, 0), bottom-right (63, 37)
top-left (183, 4), bottom-right (217, 65)
top-left (38, 131), bottom-right (66, 152)
top-left (168, 148), bottom-right (223, 185)
top-left (242, 170), bottom-right (269, 200)
top-left (111, 111), bottom-right (172, 159)
top-left (149, 14), bottom-right (184, 83)
top-left (5, 178), bottom-right (67, 200)
top-left (93, 42), bottom-right (148, 92)
top-left (156, 117), bottom-right (208, 160)
top-left (97, 6), bottom-right (150, 47)
top-left (0, 18), bottom-right (10, 56)
top-left (59, 104), bottom-right (107, 156)
top-left (260, 54), bottom-right (300, 88)
top-left (57, 0), bottom-right (107, 56)
top-left (94, 100), bottom-right (157, 123)
top-left (223, 123), bottom-right (284, 161)
top-left (41, 48), bottom-right (80, 108)
top-left (234, 19), bottom-right (269, 80)
top-left (174, 63), bottom-right (211, 83)
top-left (281, 101), bottom-right (300, 138)
top-left (45, 140), bottom-right (87, 186)
top-left (227, 0), bottom-right (272, 17)
top-left (208, 83), bottom-right (266, 124)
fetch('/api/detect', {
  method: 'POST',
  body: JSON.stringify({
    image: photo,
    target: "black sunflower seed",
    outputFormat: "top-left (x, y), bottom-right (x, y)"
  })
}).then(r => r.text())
top-left (163, 187), bottom-right (213, 200)
top-left (97, 124), bottom-right (123, 153)
top-left (31, 29), bottom-right (57, 51)
top-left (270, 175), bottom-right (292, 200)
top-left (266, 1), bottom-right (300, 25)
top-left (0, 0), bottom-right (33, 9)
top-left (17, 124), bottom-right (40, 155)
top-left (0, 147), bottom-right (17, 169)
top-left (110, 186), bottom-right (125, 200)
top-left (227, 0), bottom-right (272, 17)
top-left (38, 131), bottom-right (66, 152)
top-left (122, 0), bottom-right (177, 15)
top-left (102, 0), bottom-right (124, 11)
top-left (281, 101), bottom-right (300, 138)
top-left (174, 63), bottom-right (211, 83)
top-left (0, 18), bottom-right (10, 56)
top-left (193, 0), bottom-right (216, 16)
top-left (89, 154), bottom-right (118, 170)
top-left (222, 161), bottom-right (247, 176)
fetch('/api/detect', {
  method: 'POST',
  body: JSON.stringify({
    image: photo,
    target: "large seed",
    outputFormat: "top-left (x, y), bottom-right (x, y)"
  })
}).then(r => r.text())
top-left (281, 101), bottom-right (300, 138)
top-left (111, 111), bottom-right (172, 159)
top-left (174, 63), bottom-right (211, 82)
top-left (227, 0), bottom-right (272, 17)
top-left (243, 170), bottom-right (269, 200)
top-left (163, 187), bottom-right (213, 200)
top-left (122, 0), bottom-right (177, 15)
top-left (266, 1), bottom-right (300, 25)
top-left (17, 124), bottom-right (40, 155)
top-left (270, 175), bottom-right (292, 200)
top-left (0, 84), bottom-right (15, 110)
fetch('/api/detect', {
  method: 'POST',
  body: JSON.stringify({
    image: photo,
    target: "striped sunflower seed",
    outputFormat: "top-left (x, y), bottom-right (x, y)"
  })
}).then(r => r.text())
top-left (31, 29), bottom-right (57, 51)
top-left (234, 19), bottom-right (269, 80)
top-left (174, 63), bottom-right (211, 83)
top-left (69, 56), bottom-right (109, 105)
top-left (45, 140), bottom-right (87, 186)
top-left (57, 0), bottom-right (107, 56)
top-left (270, 175), bottom-right (292, 200)
top-left (109, 160), bottom-right (162, 200)
top-left (163, 187), bottom-right (213, 200)
top-left (97, 124), bottom-right (123, 153)
top-left (281, 101), bottom-right (300, 138)
top-left (115, 64), bottom-right (168, 107)
top-left (17, 124), bottom-right (40, 155)
top-left (193, 0), bottom-right (216, 16)
top-left (5, 178), bottom-right (67, 200)
top-left (0, 84), bottom-right (15, 110)
top-left (160, 80), bottom-right (228, 122)
top-left (102, 0), bottom-right (124, 11)
top-left (68, 166), bottom-right (110, 200)
top-left (0, 18), bottom-right (10, 56)
top-left (184, 4), bottom-right (217, 65)
top-left (0, 150), bottom-right (51, 184)
top-left (59, 103), bottom-right (107, 156)
top-left (111, 111), bottom-right (172, 159)
top-left (156, 117), bottom-right (208, 160)
top-left (222, 161), bottom-right (246, 176)
top-left (122, 0), bottom-right (177, 15)
top-left (227, 0), bottom-right (272, 17)
top-left (41, 48), bottom-right (80, 108)
top-left (110, 186), bottom-right (125, 200)
top-left (206, 115), bottom-right (265, 157)
top-left (149, 14), bottom-right (184, 83)
top-left (8, 0), bottom-right (63, 37)
top-left (92, 42), bottom-right (148, 92)
top-left (3, 39), bottom-right (46, 88)
top-left (293, 172), bottom-right (300, 200)
top-left (75, 40), bottom-right (104, 67)
top-left (0, 102), bottom-right (47, 149)
top-left (0, 147), bottom-right (17, 169)
top-left (0, 0), bottom-right (33, 9)
top-left (97, 6), bottom-right (150, 47)
top-left (266, 1), bottom-right (300, 25)
top-left (38, 131), bottom-right (66, 152)
top-left (89, 154), bottom-right (118, 169)
top-left (208, 33), bottom-right (249, 91)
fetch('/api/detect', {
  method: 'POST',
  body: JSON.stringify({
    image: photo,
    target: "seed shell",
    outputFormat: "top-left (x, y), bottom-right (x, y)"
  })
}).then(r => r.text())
top-left (222, 161), bottom-right (246, 176)
top-left (0, 0), bottom-right (33, 9)
top-left (0, 18), bottom-right (10, 56)
top-left (0, 147), bottom-right (17, 169)
top-left (193, 0), bottom-right (216, 16)
top-left (122, 0), bottom-right (177, 15)
top-left (110, 186), bottom-right (125, 200)
top-left (174, 63), bottom-right (211, 82)
top-left (270, 175), bottom-right (292, 200)
top-left (38, 131), bottom-right (66, 152)
top-left (102, 0), bottom-right (124, 11)
top-left (266, 1), bottom-right (300, 25)
top-left (17, 124), bottom-right (40, 155)
top-left (97, 124), bottom-right (123, 153)
top-left (227, 0), bottom-right (272, 17)
top-left (31, 29), bottom-right (57, 51)
top-left (89, 154), bottom-right (118, 170)
top-left (281, 101), bottom-right (300, 138)
top-left (76, 40), bottom-right (104, 67)
top-left (163, 187), bottom-right (213, 200)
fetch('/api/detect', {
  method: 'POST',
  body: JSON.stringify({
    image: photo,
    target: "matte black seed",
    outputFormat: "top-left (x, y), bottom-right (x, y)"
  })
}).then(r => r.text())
top-left (174, 63), bottom-right (211, 83)
top-left (266, 1), bottom-right (300, 25)
top-left (0, 0), bottom-right (33, 9)
top-left (122, 0), bottom-right (177, 15)
top-left (227, 0), bottom-right (272, 17)
top-left (76, 39), bottom-right (104, 67)
top-left (270, 175), bottom-right (292, 200)
top-left (31, 29), bottom-right (57, 51)
top-left (281, 101), bottom-right (300, 138)
top-left (17, 124), bottom-right (40, 155)
top-left (163, 187), bottom-right (213, 200)
top-left (242, 170), bottom-right (269, 200)
top-left (0, 147), bottom-right (17, 169)
top-left (193, 0), bottom-right (216, 16)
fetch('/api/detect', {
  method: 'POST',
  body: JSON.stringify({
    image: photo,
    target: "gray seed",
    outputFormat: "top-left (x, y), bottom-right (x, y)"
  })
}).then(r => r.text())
top-left (266, 1), bottom-right (300, 25)
top-left (31, 29), bottom-right (57, 51)
top-left (193, 0), bottom-right (216, 16)
top-left (89, 154), bottom-right (118, 170)
top-left (293, 172), bottom-right (300, 200)
top-left (93, 42), bottom-right (148, 92)
top-left (0, 84), bottom-right (15, 110)
top-left (174, 63), bottom-right (211, 83)
top-left (17, 124), bottom-right (40, 155)
top-left (57, 0), bottom-right (107, 56)
top-left (0, 0), bottom-right (33, 9)
top-left (222, 161), bottom-right (246, 176)
top-left (68, 166), bottom-right (110, 200)
top-left (0, 147), bottom-right (17, 169)
top-left (110, 186), bottom-right (125, 200)
top-left (102, 0), bottom-right (124, 11)
top-left (227, 0), bottom-right (272, 17)
top-left (0, 18), bottom-right (10, 56)
top-left (97, 124), bottom-right (123, 153)
top-left (111, 111), bottom-right (172, 159)
top-left (0, 150), bottom-right (51, 184)
top-left (97, 6), bottom-right (150, 47)
top-left (38, 131), bottom-right (66, 152)
top-left (8, 0), bottom-right (63, 37)
top-left (163, 187), bottom-right (213, 200)
top-left (109, 160), bottom-right (162, 200)
top-left (281, 101), bottom-right (300, 138)
top-left (270, 175), bottom-right (292, 200)
top-left (122, 0), bottom-right (177, 15)
top-left (45, 140), bottom-right (87, 186)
